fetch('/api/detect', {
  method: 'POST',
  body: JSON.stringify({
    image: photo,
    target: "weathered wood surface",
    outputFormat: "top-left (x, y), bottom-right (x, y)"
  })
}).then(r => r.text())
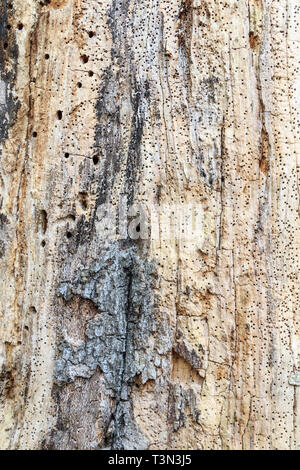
top-left (0, 0), bottom-right (299, 449)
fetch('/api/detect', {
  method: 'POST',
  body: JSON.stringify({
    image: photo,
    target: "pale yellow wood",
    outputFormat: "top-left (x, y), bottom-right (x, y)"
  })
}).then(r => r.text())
top-left (0, 0), bottom-right (299, 450)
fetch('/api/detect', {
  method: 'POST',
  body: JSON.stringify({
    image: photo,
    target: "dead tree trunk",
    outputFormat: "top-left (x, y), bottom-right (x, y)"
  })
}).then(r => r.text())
top-left (0, 0), bottom-right (299, 450)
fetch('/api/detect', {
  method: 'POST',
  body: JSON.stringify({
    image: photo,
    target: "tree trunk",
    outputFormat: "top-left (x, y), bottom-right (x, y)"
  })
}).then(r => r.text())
top-left (0, 0), bottom-right (299, 450)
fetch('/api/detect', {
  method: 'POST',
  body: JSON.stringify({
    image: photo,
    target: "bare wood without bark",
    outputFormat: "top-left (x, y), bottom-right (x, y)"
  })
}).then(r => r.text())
top-left (0, 0), bottom-right (299, 450)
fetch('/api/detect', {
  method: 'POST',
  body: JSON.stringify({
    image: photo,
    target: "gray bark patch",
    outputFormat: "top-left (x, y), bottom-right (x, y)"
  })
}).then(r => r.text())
top-left (55, 242), bottom-right (172, 448)
top-left (0, 1), bottom-right (20, 144)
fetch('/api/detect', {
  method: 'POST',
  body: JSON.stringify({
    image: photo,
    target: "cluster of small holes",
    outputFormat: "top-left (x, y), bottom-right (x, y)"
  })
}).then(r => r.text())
top-left (10, 0), bottom-right (299, 451)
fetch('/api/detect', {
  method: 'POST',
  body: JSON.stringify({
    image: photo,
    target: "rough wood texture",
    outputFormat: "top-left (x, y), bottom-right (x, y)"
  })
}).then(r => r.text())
top-left (0, 0), bottom-right (299, 450)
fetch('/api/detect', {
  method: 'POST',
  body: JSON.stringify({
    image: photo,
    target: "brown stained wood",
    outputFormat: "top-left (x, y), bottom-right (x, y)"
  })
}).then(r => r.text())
top-left (0, 0), bottom-right (299, 450)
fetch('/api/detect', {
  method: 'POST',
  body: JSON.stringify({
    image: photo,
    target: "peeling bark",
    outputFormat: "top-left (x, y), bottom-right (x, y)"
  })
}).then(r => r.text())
top-left (0, 0), bottom-right (299, 450)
